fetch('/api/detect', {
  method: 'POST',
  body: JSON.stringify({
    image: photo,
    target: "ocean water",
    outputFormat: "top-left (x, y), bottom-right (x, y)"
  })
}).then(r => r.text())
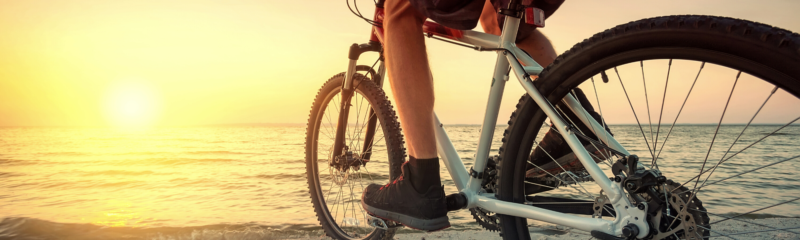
top-left (1, 125), bottom-right (798, 239)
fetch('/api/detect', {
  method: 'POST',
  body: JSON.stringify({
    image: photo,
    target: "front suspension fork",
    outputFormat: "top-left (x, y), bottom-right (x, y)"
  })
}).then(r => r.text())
top-left (332, 41), bottom-right (383, 161)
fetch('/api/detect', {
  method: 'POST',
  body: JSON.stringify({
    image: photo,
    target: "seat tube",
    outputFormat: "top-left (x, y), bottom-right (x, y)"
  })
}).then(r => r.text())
top-left (465, 16), bottom-right (519, 195)
top-left (466, 56), bottom-right (510, 195)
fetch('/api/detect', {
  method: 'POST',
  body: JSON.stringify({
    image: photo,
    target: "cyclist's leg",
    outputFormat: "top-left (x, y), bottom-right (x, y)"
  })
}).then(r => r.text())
top-left (384, 0), bottom-right (437, 161)
top-left (361, 0), bottom-right (449, 231)
top-left (383, 0), bottom-right (441, 190)
top-left (516, 30), bottom-right (557, 69)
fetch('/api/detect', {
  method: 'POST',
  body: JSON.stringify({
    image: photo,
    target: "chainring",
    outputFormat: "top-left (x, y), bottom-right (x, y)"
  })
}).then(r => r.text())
top-left (470, 207), bottom-right (501, 231)
top-left (470, 155), bottom-right (501, 231)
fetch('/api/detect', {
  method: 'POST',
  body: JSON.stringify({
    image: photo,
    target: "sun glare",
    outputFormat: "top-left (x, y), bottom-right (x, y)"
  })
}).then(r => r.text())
top-left (104, 80), bottom-right (160, 128)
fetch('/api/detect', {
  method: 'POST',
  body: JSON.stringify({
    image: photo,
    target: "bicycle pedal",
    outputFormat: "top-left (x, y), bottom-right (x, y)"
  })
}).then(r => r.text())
top-left (367, 215), bottom-right (401, 230)
top-left (367, 216), bottom-right (388, 230)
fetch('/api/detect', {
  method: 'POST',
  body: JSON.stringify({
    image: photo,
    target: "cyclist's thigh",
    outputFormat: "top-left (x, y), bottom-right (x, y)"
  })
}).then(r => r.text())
top-left (385, 0), bottom-right (426, 24)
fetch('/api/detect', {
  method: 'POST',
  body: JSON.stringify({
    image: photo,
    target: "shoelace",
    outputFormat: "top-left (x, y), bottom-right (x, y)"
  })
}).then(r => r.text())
top-left (380, 175), bottom-right (404, 190)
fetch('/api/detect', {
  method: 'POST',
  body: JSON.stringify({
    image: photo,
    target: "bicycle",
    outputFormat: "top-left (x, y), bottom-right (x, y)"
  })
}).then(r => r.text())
top-left (304, 0), bottom-right (800, 239)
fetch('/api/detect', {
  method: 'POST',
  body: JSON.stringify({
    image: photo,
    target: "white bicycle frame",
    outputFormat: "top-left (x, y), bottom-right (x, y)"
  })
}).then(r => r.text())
top-left (344, 12), bottom-right (649, 238)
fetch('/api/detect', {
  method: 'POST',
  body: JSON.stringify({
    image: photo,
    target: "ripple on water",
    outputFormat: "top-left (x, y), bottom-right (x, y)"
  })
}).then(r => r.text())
top-left (0, 172), bottom-right (24, 178)
top-left (79, 170), bottom-right (159, 176)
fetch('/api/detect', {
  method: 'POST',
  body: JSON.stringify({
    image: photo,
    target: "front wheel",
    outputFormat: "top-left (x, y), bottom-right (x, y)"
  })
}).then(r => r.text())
top-left (498, 15), bottom-right (800, 239)
top-left (305, 73), bottom-right (405, 240)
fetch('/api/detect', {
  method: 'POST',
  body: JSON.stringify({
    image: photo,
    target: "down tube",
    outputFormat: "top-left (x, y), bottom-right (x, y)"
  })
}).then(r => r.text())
top-left (465, 53), bottom-right (511, 195)
top-left (434, 114), bottom-right (469, 191)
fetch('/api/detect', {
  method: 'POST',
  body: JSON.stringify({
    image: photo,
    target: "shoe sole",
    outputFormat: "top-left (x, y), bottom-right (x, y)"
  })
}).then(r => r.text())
top-left (361, 201), bottom-right (450, 231)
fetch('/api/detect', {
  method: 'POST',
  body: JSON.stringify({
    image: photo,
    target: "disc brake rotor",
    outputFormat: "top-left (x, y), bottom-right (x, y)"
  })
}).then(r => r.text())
top-left (647, 181), bottom-right (710, 240)
top-left (328, 148), bottom-right (349, 185)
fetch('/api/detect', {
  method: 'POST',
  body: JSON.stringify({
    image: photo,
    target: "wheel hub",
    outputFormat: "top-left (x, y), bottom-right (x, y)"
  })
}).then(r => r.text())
top-left (330, 146), bottom-right (366, 172)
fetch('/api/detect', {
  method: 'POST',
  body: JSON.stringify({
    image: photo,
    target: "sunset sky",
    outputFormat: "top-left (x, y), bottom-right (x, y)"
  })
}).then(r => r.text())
top-left (1, 0), bottom-right (798, 127)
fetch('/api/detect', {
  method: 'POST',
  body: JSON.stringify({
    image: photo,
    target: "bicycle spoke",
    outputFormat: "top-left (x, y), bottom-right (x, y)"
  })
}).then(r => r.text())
top-left (340, 182), bottom-right (349, 228)
top-left (323, 102), bottom-right (337, 140)
top-left (333, 94), bottom-right (341, 114)
top-left (529, 139), bottom-right (595, 200)
top-left (589, 77), bottom-right (612, 162)
top-left (355, 171), bottom-right (369, 228)
top-left (640, 61), bottom-right (657, 162)
top-left (693, 85), bottom-right (779, 192)
top-left (718, 86), bottom-right (778, 162)
top-left (653, 62), bottom-right (704, 163)
top-left (587, 151), bottom-right (612, 168)
top-left (324, 174), bottom-right (336, 203)
top-left (348, 174), bottom-right (359, 231)
top-left (603, 206), bottom-right (616, 218)
top-left (362, 126), bottom-right (386, 158)
top-left (614, 67), bottom-right (655, 159)
top-left (321, 123), bottom-right (335, 143)
top-left (361, 164), bottom-right (375, 182)
top-left (344, 172), bottom-right (355, 229)
top-left (652, 59), bottom-right (672, 169)
top-left (354, 95), bottom-right (368, 150)
top-left (693, 71), bottom-right (740, 183)
top-left (349, 95), bottom-right (362, 150)
top-left (524, 181), bottom-right (558, 189)
top-left (333, 183), bottom-right (344, 223)
top-left (671, 71), bottom-right (740, 229)
top-left (354, 106), bottom-right (377, 154)
top-left (354, 102), bottom-right (368, 153)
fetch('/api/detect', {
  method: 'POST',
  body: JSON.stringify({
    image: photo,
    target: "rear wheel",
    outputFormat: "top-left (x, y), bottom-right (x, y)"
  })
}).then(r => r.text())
top-left (497, 15), bottom-right (800, 239)
top-left (305, 73), bottom-right (405, 239)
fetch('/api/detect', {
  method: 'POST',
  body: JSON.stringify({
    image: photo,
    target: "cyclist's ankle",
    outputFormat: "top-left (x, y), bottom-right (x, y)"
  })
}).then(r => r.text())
top-left (407, 156), bottom-right (442, 194)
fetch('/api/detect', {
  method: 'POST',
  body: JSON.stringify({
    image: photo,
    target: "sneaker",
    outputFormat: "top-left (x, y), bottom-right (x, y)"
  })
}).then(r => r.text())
top-left (360, 162), bottom-right (450, 231)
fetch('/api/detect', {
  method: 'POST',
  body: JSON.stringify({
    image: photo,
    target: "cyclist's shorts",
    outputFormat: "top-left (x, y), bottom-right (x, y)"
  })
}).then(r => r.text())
top-left (409, 0), bottom-right (564, 41)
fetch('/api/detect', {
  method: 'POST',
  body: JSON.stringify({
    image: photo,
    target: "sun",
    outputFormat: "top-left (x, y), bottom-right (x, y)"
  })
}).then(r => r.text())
top-left (104, 80), bottom-right (160, 128)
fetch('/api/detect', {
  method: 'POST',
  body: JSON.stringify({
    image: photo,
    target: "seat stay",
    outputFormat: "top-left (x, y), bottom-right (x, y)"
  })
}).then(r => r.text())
top-left (562, 93), bottom-right (631, 156)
